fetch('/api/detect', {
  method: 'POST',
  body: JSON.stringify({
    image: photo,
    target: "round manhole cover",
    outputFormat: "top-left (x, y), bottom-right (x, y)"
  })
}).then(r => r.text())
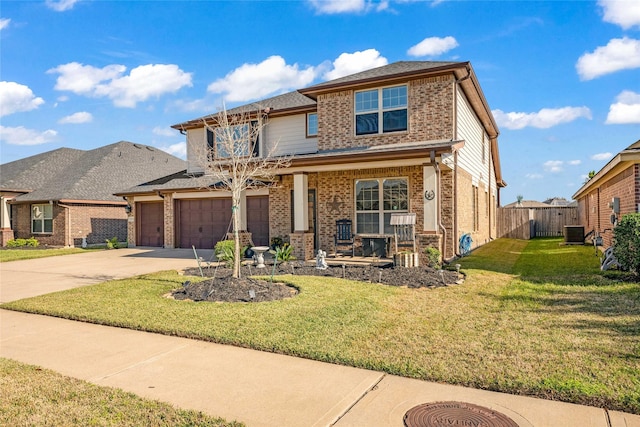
top-left (404, 401), bottom-right (519, 427)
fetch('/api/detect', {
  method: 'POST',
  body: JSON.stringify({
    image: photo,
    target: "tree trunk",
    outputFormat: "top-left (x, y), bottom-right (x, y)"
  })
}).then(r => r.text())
top-left (232, 190), bottom-right (242, 279)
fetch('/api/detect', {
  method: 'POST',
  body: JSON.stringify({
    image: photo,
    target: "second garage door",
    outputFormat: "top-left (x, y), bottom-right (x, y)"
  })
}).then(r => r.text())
top-left (177, 199), bottom-right (232, 249)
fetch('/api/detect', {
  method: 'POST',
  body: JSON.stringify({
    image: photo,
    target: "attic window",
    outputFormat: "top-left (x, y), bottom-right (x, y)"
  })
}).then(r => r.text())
top-left (355, 85), bottom-right (407, 136)
top-left (32, 204), bottom-right (53, 234)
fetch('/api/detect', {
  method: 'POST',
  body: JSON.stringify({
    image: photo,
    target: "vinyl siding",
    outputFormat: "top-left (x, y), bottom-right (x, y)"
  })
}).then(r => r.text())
top-left (456, 87), bottom-right (494, 195)
top-left (264, 115), bottom-right (318, 156)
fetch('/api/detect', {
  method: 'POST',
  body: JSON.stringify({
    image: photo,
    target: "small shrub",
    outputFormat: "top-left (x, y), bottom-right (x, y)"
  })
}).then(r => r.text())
top-left (270, 243), bottom-right (296, 262)
top-left (6, 238), bottom-right (39, 248)
top-left (613, 213), bottom-right (640, 274)
top-left (214, 240), bottom-right (246, 268)
top-left (105, 237), bottom-right (120, 249)
top-left (424, 246), bottom-right (441, 269)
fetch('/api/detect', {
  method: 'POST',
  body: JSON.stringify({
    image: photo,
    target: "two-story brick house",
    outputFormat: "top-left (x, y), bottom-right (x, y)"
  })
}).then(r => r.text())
top-left (118, 61), bottom-right (506, 262)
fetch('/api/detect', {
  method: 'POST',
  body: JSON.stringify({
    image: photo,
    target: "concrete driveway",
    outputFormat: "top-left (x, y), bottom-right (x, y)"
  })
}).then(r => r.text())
top-left (0, 247), bottom-right (209, 303)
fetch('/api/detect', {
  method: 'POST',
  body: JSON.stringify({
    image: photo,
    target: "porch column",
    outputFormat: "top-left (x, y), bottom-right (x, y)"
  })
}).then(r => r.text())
top-left (0, 196), bottom-right (15, 246)
top-left (423, 165), bottom-right (438, 232)
top-left (290, 173), bottom-right (314, 260)
top-left (293, 173), bottom-right (308, 232)
top-left (0, 197), bottom-right (11, 229)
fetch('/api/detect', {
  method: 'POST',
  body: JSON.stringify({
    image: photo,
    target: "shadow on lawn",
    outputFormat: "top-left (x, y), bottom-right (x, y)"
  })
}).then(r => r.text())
top-left (494, 279), bottom-right (640, 336)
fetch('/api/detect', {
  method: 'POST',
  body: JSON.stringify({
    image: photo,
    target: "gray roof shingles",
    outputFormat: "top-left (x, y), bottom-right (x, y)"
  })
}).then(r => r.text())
top-left (1, 141), bottom-right (186, 203)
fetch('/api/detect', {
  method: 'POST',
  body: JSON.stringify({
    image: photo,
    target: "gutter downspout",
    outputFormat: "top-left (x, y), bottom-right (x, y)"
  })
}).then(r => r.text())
top-left (452, 66), bottom-right (471, 258)
top-left (453, 148), bottom-right (460, 258)
top-left (431, 150), bottom-right (448, 261)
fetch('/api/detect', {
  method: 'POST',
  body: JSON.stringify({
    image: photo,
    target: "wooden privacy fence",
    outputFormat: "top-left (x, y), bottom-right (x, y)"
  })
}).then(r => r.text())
top-left (497, 207), bottom-right (579, 240)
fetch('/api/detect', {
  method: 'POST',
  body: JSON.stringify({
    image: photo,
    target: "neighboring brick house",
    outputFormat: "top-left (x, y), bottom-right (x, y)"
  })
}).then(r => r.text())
top-left (573, 140), bottom-right (640, 248)
top-left (119, 61), bottom-right (506, 261)
top-left (0, 141), bottom-right (185, 247)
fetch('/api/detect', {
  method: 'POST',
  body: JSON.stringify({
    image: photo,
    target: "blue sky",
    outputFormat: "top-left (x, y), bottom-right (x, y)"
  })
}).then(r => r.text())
top-left (1, 0), bottom-right (639, 204)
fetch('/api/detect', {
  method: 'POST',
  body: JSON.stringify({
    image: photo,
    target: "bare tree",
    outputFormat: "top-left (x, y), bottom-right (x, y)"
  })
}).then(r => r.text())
top-left (190, 105), bottom-right (289, 278)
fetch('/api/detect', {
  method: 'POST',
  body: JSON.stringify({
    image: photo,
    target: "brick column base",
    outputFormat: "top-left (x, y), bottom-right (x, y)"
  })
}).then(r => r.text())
top-left (0, 228), bottom-right (15, 246)
top-left (289, 232), bottom-right (314, 261)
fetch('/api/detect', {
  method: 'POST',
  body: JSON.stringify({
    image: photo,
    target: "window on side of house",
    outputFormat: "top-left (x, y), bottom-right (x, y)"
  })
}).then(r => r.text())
top-left (307, 112), bottom-right (318, 137)
top-left (355, 85), bottom-right (407, 136)
top-left (32, 203), bottom-right (53, 233)
top-left (355, 178), bottom-right (408, 234)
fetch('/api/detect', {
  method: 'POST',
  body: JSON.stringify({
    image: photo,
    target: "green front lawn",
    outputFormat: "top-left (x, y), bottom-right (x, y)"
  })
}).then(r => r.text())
top-left (0, 358), bottom-right (242, 426)
top-left (0, 248), bottom-right (101, 262)
top-left (2, 238), bottom-right (638, 414)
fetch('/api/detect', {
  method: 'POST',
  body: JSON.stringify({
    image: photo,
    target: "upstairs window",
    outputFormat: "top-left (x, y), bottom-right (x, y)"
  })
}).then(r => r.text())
top-left (207, 122), bottom-right (259, 159)
top-left (355, 85), bottom-right (407, 136)
top-left (307, 113), bottom-right (318, 137)
top-left (32, 204), bottom-right (53, 233)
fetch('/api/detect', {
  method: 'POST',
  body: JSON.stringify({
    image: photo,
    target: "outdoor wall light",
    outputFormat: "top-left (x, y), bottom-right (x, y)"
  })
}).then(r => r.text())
top-left (124, 205), bottom-right (132, 214)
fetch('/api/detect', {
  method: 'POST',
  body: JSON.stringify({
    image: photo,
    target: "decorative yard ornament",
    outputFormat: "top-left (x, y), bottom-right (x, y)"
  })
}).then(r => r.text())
top-left (424, 190), bottom-right (435, 201)
top-left (327, 195), bottom-right (344, 213)
top-left (316, 249), bottom-right (328, 270)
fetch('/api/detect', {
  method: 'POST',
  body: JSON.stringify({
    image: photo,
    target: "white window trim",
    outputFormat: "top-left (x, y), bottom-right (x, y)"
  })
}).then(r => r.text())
top-left (354, 177), bottom-right (409, 235)
top-left (31, 203), bottom-right (53, 234)
top-left (306, 112), bottom-right (318, 137)
top-left (354, 84), bottom-right (408, 136)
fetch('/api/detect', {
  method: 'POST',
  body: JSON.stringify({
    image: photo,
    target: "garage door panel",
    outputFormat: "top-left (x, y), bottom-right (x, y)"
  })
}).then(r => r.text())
top-left (247, 196), bottom-right (269, 247)
top-left (137, 202), bottom-right (164, 247)
top-left (178, 199), bottom-right (232, 249)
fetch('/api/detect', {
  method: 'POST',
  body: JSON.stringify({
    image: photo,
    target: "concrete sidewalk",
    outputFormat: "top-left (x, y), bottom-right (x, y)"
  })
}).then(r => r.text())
top-left (1, 249), bottom-right (639, 426)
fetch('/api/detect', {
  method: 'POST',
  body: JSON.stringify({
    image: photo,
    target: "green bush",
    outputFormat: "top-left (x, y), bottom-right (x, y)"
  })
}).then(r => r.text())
top-left (424, 246), bottom-right (441, 269)
top-left (6, 238), bottom-right (39, 248)
top-left (269, 243), bottom-right (296, 262)
top-left (105, 237), bottom-right (121, 249)
top-left (214, 240), bottom-right (246, 268)
top-left (613, 213), bottom-right (640, 274)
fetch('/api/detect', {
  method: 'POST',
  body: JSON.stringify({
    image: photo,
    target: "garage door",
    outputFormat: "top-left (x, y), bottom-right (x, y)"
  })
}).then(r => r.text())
top-left (137, 202), bottom-right (164, 247)
top-left (247, 196), bottom-right (269, 246)
top-left (177, 198), bottom-right (232, 249)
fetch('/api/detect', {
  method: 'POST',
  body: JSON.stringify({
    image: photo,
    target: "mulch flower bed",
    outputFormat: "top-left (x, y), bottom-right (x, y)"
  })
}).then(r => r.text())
top-left (172, 262), bottom-right (464, 303)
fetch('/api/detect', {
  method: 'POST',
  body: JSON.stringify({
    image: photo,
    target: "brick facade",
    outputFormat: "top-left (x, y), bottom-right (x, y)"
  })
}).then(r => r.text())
top-left (267, 165), bottom-right (466, 260)
top-left (11, 202), bottom-right (127, 247)
top-left (577, 164), bottom-right (639, 248)
top-left (317, 76), bottom-right (455, 152)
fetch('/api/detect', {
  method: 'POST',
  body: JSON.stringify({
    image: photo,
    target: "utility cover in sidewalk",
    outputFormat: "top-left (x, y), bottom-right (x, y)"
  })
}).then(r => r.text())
top-left (404, 401), bottom-right (519, 427)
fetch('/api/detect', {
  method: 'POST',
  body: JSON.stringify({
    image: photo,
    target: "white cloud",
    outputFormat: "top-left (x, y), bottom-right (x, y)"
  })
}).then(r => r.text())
top-left (158, 142), bottom-right (186, 159)
top-left (525, 173), bottom-right (543, 179)
top-left (599, 0), bottom-right (640, 30)
top-left (576, 37), bottom-right (640, 80)
top-left (153, 126), bottom-right (176, 137)
top-left (208, 56), bottom-right (317, 102)
top-left (606, 90), bottom-right (640, 124)
top-left (45, 0), bottom-right (80, 12)
top-left (591, 152), bottom-right (612, 161)
top-left (0, 126), bottom-right (57, 146)
top-left (48, 62), bottom-right (192, 108)
top-left (307, 0), bottom-right (388, 14)
top-left (543, 160), bottom-right (564, 173)
top-left (568, 160), bottom-right (582, 166)
top-left (407, 36), bottom-right (459, 57)
top-left (323, 49), bottom-right (388, 80)
top-left (0, 18), bottom-right (10, 30)
top-left (492, 106), bottom-right (592, 130)
top-left (0, 81), bottom-right (45, 117)
top-left (59, 111), bottom-right (93, 124)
